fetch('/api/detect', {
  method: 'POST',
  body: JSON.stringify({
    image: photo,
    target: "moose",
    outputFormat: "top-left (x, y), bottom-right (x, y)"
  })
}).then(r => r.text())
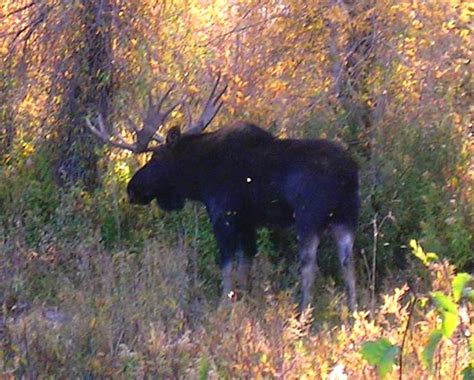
top-left (86, 75), bottom-right (359, 311)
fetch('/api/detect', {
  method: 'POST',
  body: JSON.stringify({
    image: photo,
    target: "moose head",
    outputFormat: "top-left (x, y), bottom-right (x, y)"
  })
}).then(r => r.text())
top-left (86, 74), bottom-right (227, 210)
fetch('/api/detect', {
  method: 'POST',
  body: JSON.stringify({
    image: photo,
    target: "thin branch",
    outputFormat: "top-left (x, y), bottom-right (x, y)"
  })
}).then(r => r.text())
top-left (399, 293), bottom-right (417, 380)
top-left (0, 1), bottom-right (36, 20)
top-left (21, 14), bottom-right (45, 53)
top-left (370, 213), bottom-right (379, 319)
top-left (204, 13), bottom-right (286, 47)
top-left (7, 7), bottom-right (47, 49)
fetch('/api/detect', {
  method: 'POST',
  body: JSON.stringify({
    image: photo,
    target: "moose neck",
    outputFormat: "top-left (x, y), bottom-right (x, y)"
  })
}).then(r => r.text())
top-left (172, 134), bottom-right (209, 202)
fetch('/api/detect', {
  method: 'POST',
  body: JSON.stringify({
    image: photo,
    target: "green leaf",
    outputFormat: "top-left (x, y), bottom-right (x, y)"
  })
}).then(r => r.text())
top-left (461, 364), bottom-right (474, 380)
top-left (443, 311), bottom-right (460, 338)
top-left (361, 338), bottom-right (399, 378)
top-left (452, 273), bottom-right (472, 302)
top-left (432, 292), bottom-right (459, 338)
top-left (422, 329), bottom-right (443, 371)
top-left (432, 292), bottom-right (457, 314)
top-left (467, 288), bottom-right (474, 303)
top-left (198, 357), bottom-right (209, 380)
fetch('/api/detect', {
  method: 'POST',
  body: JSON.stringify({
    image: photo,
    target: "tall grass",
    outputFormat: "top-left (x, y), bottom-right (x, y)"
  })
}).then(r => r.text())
top-left (1, 233), bottom-right (471, 378)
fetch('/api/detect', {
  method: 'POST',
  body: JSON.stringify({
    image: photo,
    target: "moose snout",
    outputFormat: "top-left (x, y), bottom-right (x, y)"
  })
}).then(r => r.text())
top-left (127, 186), bottom-right (154, 205)
top-left (127, 188), bottom-right (140, 204)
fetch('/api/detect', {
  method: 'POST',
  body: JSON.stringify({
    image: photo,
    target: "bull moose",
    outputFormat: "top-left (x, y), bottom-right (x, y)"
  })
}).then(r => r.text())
top-left (86, 75), bottom-right (359, 311)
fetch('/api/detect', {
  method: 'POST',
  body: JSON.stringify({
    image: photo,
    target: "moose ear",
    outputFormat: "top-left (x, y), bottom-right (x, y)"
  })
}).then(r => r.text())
top-left (166, 126), bottom-right (181, 148)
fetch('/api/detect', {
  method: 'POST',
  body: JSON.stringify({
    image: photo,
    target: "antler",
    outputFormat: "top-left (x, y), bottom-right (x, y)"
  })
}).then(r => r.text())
top-left (85, 84), bottom-right (179, 153)
top-left (184, 73), bottom-right (228, 135)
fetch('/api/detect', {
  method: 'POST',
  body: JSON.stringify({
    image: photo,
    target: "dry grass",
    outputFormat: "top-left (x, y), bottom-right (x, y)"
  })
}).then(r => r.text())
top-left (0, 234), bottom-right (472, 379)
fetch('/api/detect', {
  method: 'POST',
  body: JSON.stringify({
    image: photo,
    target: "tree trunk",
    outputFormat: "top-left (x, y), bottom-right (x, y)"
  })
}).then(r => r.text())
top-left (54, 0), bottom-right (113, 190)
top-left (330, 0), bottom-right (379, 156)
top-left (0, 70), bottom-right (15, 158)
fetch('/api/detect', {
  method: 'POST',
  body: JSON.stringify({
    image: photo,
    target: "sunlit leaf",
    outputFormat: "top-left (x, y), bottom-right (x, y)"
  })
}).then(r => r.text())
top-left (442, 312), bottom-right (459, 338)
top-left (452, 273), bottom-right (472, 302)
top-left (432, 292), bottom-right (458, 314)
top-left (361, 338), bottom-right (399, 378)
top-left (410, 239), bottom-right (438, 265)
top-left (431, 292), bottom-right (459, 338)
top-left (426, 252), bottom-right (439, 262)
top-left (410, 239), bottom-right (426, 264)
top-left (422, 329), bottom-right (443, 371)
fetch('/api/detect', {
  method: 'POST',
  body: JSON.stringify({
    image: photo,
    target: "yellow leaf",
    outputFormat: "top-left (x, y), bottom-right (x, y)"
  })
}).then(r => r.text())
top-left (410, 239), bottom-right (427, 264)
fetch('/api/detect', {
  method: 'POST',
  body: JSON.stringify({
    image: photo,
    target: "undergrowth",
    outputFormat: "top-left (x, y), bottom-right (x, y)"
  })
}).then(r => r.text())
top-left (0, 232), bottom-right (472, 378)
top-left (0, 116), bottom-right (471, 377)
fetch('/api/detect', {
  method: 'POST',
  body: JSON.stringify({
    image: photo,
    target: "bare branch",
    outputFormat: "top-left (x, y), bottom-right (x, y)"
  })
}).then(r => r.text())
top-left (0, 2), bottom-right (36, 20)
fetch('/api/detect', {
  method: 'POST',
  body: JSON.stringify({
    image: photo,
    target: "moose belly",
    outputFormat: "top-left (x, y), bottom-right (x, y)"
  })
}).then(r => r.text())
top-left (253, 198), bottom-right (294, 228)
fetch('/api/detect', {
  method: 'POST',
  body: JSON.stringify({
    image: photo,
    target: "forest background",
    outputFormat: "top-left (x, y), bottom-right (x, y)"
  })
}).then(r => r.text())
top-left (0, 0), bottom-right (472, 378)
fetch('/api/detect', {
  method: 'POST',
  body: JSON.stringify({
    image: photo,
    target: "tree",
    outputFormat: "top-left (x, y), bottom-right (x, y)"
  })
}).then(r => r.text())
top-left (1, 0), bottom-right (113, 189)
top-left (54, 0), bottom-right (113, 189)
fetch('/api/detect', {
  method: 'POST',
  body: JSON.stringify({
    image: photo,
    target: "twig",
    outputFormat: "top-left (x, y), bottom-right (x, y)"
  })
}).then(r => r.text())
top-left (8, 8), bottom-right (47, 49)
top-left (399, 293), bottom-right (417, 380)
top-left (0, 1), bottom-right (36, 20)
top-left (370, 212), bottom-right (395, 319)
top-left (370, 213), bottom-right (378, 319)
top-left (204, 14), bottom-right (286, 47)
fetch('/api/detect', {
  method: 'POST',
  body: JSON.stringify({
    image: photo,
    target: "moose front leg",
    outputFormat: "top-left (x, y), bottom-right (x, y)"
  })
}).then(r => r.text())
top-left (211, 211), bottom-right (242, 303)
top-left (236, 228), bottom-right (257, 293)
top-left (216, 242), bottom-right (238, 303)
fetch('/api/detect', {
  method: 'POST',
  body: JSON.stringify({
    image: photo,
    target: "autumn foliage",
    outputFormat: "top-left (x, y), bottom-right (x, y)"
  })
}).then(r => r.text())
top-left (0, 0), bottom-right (472, 377)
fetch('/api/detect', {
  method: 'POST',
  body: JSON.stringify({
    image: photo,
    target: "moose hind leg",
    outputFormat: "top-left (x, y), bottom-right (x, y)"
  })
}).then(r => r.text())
top-left (332, 225), bottom-right (357, 311)
top-left (236, 228), bottom-right (257, 292)
top-left (211, 210), bottom-right (254, 303)
top-left (236, 252), bottom-right (251, 292)
top-left (299, 234), bottom-right (320, 310)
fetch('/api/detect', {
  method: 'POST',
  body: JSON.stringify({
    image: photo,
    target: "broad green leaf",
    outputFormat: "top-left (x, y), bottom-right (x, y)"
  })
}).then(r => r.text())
top-left (432, 292), bottom-right (459, 338)
top-left (361, 338), bottom-right (399, 379)
top-left (432, 292), bottom-right (457, 314)
top-left (422, 329), bottom-right (443, 371)
top-left (461, 364), bottom-right (474, 380)
top-left (452, 273), bottom-right (472, 302)
top-left (442, 311), bottom-right (459, 338)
